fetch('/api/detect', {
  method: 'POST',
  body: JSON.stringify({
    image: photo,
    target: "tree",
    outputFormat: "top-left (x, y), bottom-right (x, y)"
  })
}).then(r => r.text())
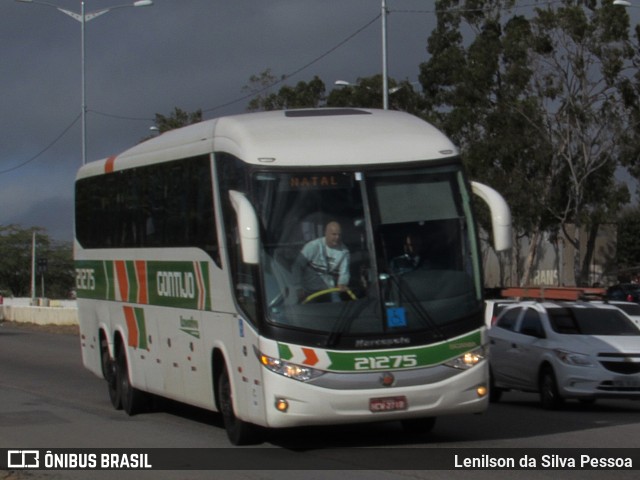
top-left (139, 107), bottom-right (203, 142)
top-left (244, 69), bottom-right (326, 111)
top-left (0, 225), bottom-right (74, 298)
top-left (421, 0), bottom-right (555, 286)
top-left (420, 0), bottom-right (635, 286)
top-left (615, 208), bottom-right (640, 275)
top-left (243, 71), bottom-right (425, 113)
top-left (327, 75), bottom-right (425, 114)
top-left (153, 107), bottom-right (203, 133)
top-left (527, 1), bottom-right (634, 286)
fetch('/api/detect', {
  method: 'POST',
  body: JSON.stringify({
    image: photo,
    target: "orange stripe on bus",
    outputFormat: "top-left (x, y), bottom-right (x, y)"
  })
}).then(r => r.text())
top-left (105, 155), bottom-right (117, 173)
top-left (115, 260), bottom-right (129, 302)
top-left (123, 306), bottom-right (138, 348)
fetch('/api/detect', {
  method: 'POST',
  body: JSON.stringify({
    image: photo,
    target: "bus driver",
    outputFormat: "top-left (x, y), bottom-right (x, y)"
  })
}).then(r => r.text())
top-left (293, 221), bottom-right (350, 302)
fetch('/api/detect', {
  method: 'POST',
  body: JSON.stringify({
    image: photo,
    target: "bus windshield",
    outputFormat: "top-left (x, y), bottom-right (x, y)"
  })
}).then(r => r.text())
top-left (254, 163), bottom-right (482, 340)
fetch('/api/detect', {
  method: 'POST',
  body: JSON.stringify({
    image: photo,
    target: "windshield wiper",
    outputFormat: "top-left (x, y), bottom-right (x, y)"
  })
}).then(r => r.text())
top-left (324, 297), bottom-right (375, 348)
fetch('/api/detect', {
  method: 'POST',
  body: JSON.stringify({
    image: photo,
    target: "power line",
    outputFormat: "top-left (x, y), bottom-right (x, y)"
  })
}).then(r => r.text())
top-left (2, 1), bottom-right (572, 174)
top-left (88, 13), bottom-right (382, 119)
top-left (83, 2), bottom-right (564, 121)
top-left (0, 113), bottom-right (81, 176)
top-left (88, 109), bottom-right (153, 122)
top-left (2, 14), bottom-right (382, 174)
top-left (203, 13), bottom-right (382, 114)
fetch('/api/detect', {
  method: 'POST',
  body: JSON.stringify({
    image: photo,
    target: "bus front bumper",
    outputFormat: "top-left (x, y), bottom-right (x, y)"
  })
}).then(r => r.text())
top-left (260, 362), bottom-right (489, 429)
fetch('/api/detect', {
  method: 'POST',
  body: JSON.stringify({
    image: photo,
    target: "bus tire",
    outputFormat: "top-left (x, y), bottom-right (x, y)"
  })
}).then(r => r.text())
top-left (218, 367), bottom-right (262, 445)
top-left (400, 417), bottom-right (436, 434)
top-left (100, 335), bottom-right (121, 410)
top-left (116, 343), bottom-right (148, 416)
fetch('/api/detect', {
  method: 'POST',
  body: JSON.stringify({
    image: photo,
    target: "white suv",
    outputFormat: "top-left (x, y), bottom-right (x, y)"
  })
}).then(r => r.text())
top-left (489, 301), bottom-right (640, 409)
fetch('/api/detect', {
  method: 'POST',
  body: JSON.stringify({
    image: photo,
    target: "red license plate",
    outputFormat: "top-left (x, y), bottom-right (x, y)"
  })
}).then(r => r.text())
top-left (369, 396), bottom-right (408, 413)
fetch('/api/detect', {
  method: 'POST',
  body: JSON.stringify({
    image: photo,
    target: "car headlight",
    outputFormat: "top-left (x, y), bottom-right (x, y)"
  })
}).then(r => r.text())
top-left (259, 353), bottom-right (325, 382)
top-left (554, 349), bottom-right (595, 367)
top-left (444, 346), bottom-right (486, 370)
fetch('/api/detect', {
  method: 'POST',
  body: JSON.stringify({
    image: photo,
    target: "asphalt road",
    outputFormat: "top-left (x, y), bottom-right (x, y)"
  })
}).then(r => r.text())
top-left (2, 321), bottom-right (640, 480)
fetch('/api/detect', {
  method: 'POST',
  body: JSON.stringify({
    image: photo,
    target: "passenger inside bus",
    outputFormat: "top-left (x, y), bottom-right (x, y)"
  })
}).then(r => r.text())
top-left (390, 233), bottom-right (427, 275)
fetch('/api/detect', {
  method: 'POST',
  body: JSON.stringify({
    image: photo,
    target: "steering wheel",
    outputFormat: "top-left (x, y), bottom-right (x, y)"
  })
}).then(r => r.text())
top-left (302, 287), bottom-right (356, 304)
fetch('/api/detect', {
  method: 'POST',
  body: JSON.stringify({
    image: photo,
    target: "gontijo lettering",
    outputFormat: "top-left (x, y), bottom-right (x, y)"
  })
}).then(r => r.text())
top-left (156, 271), bottom-right (195, 299)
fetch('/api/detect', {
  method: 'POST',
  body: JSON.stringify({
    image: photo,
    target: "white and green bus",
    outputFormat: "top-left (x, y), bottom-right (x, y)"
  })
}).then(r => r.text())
top-left (74, 108), bottom-right (511, 444)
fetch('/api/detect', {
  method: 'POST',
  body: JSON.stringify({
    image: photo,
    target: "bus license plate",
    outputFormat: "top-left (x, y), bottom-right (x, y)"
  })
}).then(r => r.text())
top-left (369, 396), bottom-right (408, 413)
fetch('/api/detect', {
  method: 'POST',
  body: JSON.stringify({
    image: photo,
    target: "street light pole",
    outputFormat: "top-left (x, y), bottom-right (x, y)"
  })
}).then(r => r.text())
top-left (381, 0), bottom-right (389, 110)
top-left (81, 0), bottom-right (88, 167)
top-left (15, 0), bottom-right (153, 165)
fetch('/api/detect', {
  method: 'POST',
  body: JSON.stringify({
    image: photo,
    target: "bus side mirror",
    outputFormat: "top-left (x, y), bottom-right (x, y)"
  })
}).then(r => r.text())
top-left (471, 181), bottom-right (512, 252)
top-left (229, 190), bottom-right (260, 264)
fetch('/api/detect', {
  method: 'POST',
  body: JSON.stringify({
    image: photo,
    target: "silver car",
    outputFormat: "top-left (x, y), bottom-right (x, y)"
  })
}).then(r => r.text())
top-left (488, 301), bottom-right (640, 409)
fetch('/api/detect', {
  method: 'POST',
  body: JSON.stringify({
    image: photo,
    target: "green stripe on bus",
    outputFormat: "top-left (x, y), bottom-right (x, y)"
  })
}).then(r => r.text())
top-left (126, 261), bottom-right (138, 304)
top-left (134, 307), bottom-right (148, 350)
top-left (276, 330), bottom-right (482, 372)
top-left (75, 260), bottom-right (212, 311)
top-left (326, 331), bottom-right (482, 371)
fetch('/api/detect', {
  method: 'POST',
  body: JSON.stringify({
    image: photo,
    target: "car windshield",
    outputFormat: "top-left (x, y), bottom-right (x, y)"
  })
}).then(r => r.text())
top-left (548, 307), bottom-right (640, 335)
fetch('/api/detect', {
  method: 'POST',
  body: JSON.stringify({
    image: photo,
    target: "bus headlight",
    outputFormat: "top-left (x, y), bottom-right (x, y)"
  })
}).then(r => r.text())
top-left (444, 346), bottom-right (486, 370)
top-left (259, 354), bottom-right (325, 382)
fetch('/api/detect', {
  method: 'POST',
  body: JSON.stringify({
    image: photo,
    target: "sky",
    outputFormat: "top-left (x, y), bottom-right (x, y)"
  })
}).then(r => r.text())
top-left (1, 0), bottom-right (443, 241)
top-left (1, 1), bottom-right (639, 242)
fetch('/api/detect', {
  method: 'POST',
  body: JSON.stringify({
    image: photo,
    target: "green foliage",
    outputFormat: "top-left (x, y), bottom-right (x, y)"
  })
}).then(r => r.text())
top-left (420, 0), bottom-right (638, 285)
top-left (616, 208), bottom-right (640, 275)
top-left (327, 75), bottom-right (425, 114)
top-left (154, 107), bottom-right (203, 133)
top-left (244, 70), bottom-right (326, 111)
top-left (0, 225), bottom-right (74, 298)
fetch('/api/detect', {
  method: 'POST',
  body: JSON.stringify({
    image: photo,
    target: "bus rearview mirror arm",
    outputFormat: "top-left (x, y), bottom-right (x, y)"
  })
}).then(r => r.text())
top-left (471, 181), bottom-right (512, 252)
top-left (229, 190), bottom-right (260, 264)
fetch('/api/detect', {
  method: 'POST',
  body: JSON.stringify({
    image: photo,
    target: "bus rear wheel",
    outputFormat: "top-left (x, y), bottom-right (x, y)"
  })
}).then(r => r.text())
top-left (116, 345), bottom-right (148, 416)
top-left (218, 367), bottom-right (262, 445)
top-left (101, 336), bottom-right (121, 410)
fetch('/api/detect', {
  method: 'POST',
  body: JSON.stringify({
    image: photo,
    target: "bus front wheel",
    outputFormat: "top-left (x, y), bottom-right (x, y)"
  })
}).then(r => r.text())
top-left (218, 367), bottom-right (262, 445)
